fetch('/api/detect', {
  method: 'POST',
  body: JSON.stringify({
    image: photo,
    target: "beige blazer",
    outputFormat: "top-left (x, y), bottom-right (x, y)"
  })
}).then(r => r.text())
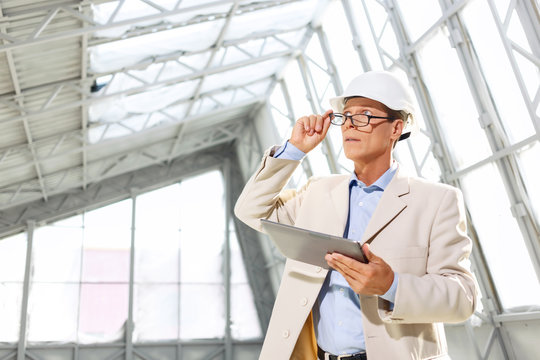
top-left (234, 147), bottom-right (477, 360)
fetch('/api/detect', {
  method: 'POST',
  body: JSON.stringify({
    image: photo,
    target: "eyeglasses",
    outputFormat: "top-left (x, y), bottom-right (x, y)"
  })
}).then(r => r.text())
top-left (330, 113), bottom-right (396, 128)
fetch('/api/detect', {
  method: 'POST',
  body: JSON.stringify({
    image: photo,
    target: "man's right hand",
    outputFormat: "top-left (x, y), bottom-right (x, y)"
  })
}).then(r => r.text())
top-left (289, 109), bottom-right (333, 154)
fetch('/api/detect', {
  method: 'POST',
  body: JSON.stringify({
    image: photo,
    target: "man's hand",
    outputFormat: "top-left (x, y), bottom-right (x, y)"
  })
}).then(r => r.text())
top-left (289, 109), bottom-right (333, 154)
top-left (325, 243), bottom-right (394, 295)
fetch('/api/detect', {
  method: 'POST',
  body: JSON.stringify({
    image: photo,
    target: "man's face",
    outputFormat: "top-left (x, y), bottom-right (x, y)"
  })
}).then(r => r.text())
top-left (340, 97), bottom-right (403, 164)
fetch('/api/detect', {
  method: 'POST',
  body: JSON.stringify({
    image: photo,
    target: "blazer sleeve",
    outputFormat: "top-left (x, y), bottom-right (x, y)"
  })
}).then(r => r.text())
top-left (234, 146), bottom-right (308, 232)
top-left (380, 187), bottom-right (478, 324)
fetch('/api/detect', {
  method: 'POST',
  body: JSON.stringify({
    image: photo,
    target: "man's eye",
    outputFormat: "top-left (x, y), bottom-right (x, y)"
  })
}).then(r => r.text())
top-left (362, 110), bottom-right (372, 116)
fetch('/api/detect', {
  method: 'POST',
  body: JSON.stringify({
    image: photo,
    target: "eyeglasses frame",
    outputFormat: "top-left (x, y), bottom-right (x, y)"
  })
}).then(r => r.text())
top-left (330, 112), bottom-right (397, 128)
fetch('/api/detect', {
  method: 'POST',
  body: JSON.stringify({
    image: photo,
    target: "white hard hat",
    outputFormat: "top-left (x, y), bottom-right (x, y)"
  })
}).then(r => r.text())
top-left (329, 71), bottom-right (416, 140)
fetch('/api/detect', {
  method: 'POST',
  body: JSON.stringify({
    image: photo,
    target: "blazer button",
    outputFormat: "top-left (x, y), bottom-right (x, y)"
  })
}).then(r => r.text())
top-left (282, 330), bottom-right (290, 338)
top-left (300, 297), bottom-right (308, 306)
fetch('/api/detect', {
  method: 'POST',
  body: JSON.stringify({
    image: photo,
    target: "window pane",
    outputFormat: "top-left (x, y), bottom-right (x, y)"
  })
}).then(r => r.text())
top-left (179, 171), bottom-right (225, 283)
top-left (133, 284), bottom-right (178, 342)
top-left (83, 200), bottom-right (132, 283)
top-left (394, 0), bottom-right (442, 42)
top-left (78, 284), bottom-right (128, 343)
top-left (283, 65), bottom-right (312, 121)
top-left (81, 248), bottom-right (130, 283)
top-left (135, 184), bottom-right (181, 283)
top-left (321, 1), bottom-right (365, 84)
top-left (0, 283), bottom-right (22, 342)
top-left (347, 0), bottom-right (384, 70)
top-left (27, 283), bottom-right (79, 342)
top-left (180, 284), bottom-right (225, 339)
top-left (517, 141), bottom-right (540, 224)
top-left (136, 184), bottom-right (182, 230)
top-left (417, 29), bottom-right (492, 170)
top-left (461, 163), bottom-right (540, 308)
top-left (85, 199), bottom-right (132, 230)
top-left (230, 222), bottom-right (262, 340)
top-left (135, 229), bottom-right (179, 283)
top-left (0, 233), bottom-right (26, 282)
top-left (33, 226), bottom-right (82, 283)
top-left (231, 284), bottom-right (262, 340)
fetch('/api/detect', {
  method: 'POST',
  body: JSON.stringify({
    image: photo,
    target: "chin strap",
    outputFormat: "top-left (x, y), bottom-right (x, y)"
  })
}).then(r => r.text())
top-left (398, 132), bottom-right (411, 141)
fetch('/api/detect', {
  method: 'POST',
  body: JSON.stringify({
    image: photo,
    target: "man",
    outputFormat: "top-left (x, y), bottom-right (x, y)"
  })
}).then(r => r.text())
top-left (234, 71), bottom-right (477, 359)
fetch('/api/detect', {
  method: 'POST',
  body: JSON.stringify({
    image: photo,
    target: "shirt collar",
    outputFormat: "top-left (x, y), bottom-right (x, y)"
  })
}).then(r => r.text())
top-left (349, 161), bottom-right (398, 190)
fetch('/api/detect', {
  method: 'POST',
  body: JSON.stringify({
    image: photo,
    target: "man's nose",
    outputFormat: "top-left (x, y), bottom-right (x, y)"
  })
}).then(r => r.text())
top-left (343, 116), bottom-right (355, 129)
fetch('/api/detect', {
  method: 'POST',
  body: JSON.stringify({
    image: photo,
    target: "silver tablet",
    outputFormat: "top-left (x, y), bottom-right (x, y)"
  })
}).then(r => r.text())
top-left (260, 219), bottom-right (367, 269)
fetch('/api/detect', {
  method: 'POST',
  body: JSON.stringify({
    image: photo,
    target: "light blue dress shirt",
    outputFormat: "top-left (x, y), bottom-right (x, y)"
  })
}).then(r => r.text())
top-left (274, 141), bottom-right (399, 355)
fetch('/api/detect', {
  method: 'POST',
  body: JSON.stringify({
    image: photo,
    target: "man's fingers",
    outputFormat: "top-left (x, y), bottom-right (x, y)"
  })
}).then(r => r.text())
top-left (362, 243), bottom-right (380, 263)
top-left (326, 253), bottom-right (366, 277)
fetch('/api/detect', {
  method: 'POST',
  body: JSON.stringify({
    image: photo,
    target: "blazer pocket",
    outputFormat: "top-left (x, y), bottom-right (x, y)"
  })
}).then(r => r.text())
top-left (380, 246), bottom-right (428, 276)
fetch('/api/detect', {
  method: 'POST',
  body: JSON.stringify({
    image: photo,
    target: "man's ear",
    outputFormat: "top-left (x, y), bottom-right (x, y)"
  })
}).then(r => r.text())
top-left (391, 120), bottom-right (404, 141)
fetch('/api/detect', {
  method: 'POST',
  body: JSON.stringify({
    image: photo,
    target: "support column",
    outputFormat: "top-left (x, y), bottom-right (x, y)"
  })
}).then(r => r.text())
top-left (126, 194), bottom-right (137, 360)
top-left (17, 220), bottom-right (34, 360)
top-left (224, 159), bottom-right (233, 360)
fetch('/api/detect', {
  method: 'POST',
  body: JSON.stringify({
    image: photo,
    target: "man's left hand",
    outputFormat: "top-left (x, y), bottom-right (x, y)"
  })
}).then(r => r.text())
top-left (325, 243), bottom-right (394, 295)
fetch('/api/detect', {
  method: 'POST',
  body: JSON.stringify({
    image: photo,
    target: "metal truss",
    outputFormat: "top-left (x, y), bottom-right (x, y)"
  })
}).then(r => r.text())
top-left (0, 112), bottom-right (258, 212)
top-left (0, 0), bottom-right (309, 221)
top-left (0, 142), bottom-right (273, 360)
top-left (0, 0), bottom-right (305, 53)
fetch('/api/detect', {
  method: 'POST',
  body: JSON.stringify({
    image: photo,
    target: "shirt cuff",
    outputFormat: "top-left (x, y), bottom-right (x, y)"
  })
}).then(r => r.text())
top-left (273, 140), bottom-right (306, 160)
top-left (380, 272), bottom-right (398, 304)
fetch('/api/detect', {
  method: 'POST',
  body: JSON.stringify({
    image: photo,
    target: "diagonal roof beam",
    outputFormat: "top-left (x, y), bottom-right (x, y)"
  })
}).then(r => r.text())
top-left (167, 1), bottom-right (240, 163)
top-left (0, 5), bottom-right (48, 202)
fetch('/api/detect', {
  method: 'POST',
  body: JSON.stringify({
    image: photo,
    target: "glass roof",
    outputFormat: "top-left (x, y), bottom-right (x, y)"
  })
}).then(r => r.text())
top-left (87, 0), bottom-right (322, 143)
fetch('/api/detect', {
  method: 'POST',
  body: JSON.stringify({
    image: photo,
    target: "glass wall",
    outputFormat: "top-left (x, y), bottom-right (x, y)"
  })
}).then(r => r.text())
top-left (0, 170), bottom-right (261, 344)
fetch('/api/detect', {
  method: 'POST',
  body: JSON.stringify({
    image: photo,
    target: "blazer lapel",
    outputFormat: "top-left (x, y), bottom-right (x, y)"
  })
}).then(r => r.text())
top-left (329, 175), bottom-right (351, 236)
top-left (361, 168), bottom-right (410, 244)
